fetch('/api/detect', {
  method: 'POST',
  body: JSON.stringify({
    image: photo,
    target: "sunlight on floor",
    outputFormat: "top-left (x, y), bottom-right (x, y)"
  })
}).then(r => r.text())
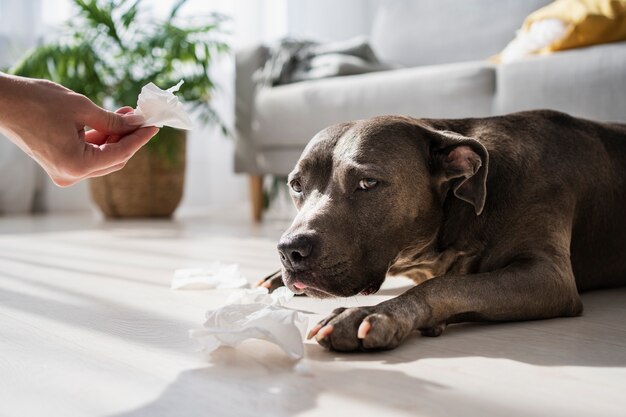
top-left (0, 212), bottom-right (625, 417)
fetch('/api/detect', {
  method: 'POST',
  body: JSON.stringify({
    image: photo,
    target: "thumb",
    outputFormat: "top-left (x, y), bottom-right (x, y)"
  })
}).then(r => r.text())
top-left (81, 101), bottom-right (145, 134)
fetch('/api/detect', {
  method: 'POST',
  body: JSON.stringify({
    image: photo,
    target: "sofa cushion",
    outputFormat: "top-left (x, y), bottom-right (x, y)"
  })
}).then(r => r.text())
top-left (495, 41), bottom-right (626, 123)
top-left (255, 149), bottom-right (307, 176)
top-left (251, 61), bottom-right (496, 147)
top-left (370, 0), bottom-right (552, 67)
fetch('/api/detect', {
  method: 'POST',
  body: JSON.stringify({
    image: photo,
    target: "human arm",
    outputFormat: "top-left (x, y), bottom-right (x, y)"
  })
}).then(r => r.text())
top-left (0, 73), bottom-right (159, 186)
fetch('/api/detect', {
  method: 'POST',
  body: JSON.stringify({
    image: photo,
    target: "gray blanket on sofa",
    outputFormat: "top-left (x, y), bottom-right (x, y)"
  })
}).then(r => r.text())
top-left (255, 36), bottom-right (395, 87)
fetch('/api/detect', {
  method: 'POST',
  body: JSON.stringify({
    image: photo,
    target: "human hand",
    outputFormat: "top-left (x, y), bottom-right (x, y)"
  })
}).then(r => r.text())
top-left (0, 74), bottom-right (159, 186)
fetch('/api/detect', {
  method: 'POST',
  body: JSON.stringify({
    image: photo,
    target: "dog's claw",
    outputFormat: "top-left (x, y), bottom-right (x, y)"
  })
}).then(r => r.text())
top-left (255, 270), bottom-right (284, 292)
top-left (315, 325), bottom-right (334, 341)
top-left (357, 320), bottom-right (371, 339)
top-left (307, 324), bottom-right (322, 340)
top-left (312, 307), bottom-right (412, 351)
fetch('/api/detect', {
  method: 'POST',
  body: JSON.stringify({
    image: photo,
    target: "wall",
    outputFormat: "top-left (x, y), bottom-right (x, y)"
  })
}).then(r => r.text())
top-left (0, 0), bottom-right (43, 214)
top-left (286, 0), bottom-right (379, 42)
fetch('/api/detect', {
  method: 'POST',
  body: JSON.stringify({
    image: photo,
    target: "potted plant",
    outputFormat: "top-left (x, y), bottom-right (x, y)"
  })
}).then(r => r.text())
top-left (8, 0), bottom-right (228, 217)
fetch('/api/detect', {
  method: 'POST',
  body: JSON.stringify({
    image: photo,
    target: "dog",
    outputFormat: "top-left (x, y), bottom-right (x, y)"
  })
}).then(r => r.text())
top-left (259, 110), bottom-right (626, 352)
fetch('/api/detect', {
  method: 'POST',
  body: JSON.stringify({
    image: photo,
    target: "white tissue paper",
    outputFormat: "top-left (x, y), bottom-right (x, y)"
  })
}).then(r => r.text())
top-left (190, 287), bottom-right (309, 360)
top-left (223, 286), bottom-right (294, 305)
top-left (135, 80), bottom-right (193, 130)
top-left (171, 263), bottom-right (249, 290)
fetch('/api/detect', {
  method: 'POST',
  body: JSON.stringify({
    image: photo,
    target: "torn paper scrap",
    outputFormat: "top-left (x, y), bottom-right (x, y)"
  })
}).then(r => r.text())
top-left (224, 286), bottom-right (294, 306)
top-left (190, 287), bottom-right (309, 359)
top-left (172, 263), bottom-right (249, 290)
top-left (135, 80), bottom-right (193, 130)
top-left (190, 304), bottom-right (308, 360)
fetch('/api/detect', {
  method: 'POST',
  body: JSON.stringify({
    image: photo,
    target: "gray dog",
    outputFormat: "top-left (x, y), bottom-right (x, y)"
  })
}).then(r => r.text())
top-left (260, 110), bottom-right (626, 352)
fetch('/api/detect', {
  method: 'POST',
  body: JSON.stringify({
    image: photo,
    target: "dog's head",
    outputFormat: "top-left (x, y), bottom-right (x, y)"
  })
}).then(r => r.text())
top-left (278, 116), bottom-right (488, 297)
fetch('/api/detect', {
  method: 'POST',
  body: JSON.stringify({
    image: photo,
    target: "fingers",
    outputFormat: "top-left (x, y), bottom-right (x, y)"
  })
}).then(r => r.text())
top-left (116, 106), bottom-right (135, 114)
top-left (85, 129), bottom-right (109, 146)
top-left (53, 160), bottom-right (128, 187)
top-left (88, 161), bottom-right (128, 178)
top-left (106, 107), bottom-right (135, 144)
top-left (49, 125), bottom-right (158, 187)
top-left (105, 134), bottom-right (124, 144)
top-left (83, 126), bottom-right (159, 173)
top-left (80, 99), bottom-right (145, 134)
top-left (84, 107), bottom-right (135, 145)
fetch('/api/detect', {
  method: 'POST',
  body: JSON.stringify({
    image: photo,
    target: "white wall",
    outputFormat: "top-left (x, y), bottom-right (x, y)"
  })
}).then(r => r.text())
top-left (286, 0), bottom-right (379, 42)
top-left (0, 0), bottom-right (44, 214)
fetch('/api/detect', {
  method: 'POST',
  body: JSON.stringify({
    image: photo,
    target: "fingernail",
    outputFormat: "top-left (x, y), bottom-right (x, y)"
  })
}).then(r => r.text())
top-left (123, 114), bottom-right (145, 126)
top-left (357, 320), bottom-right (371, 339)
top-left (307, 324), bottom-right (322, 340)
top-left (315, 325), bottom-right (334, 341)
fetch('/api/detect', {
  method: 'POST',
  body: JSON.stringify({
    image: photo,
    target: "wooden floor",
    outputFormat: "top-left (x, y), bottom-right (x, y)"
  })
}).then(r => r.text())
top-left (0, 211), bottom-right (625, 417)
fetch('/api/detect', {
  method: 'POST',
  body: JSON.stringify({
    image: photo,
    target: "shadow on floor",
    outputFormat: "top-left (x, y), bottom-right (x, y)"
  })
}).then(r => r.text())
top-left (307, 287), bottom-right (626, 368)
top-left (111, 346), bottom-right (545, 417)
top-left (0, 271), bottom-right (196, 352)
top-left (110, 289), bottom-right (626, 417)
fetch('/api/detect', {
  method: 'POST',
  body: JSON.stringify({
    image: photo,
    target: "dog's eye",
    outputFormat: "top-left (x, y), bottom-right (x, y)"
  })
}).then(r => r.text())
top-left (290, 180), bottom-right (303, 194)
top-left (358, 178), bottom-right (378, 191)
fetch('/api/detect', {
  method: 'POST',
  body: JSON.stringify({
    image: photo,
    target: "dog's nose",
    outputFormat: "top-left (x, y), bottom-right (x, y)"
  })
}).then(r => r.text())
top-left (277, 234), bottom-right (314, 267)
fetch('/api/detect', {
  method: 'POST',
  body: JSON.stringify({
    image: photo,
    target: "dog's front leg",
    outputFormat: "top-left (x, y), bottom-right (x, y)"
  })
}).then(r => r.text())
top-left (310, 257), bottom-right (583, 352)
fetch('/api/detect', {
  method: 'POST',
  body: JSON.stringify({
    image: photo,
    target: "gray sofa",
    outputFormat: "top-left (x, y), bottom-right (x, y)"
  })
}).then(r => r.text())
top-left (235, 0), bottom-right (626, 220)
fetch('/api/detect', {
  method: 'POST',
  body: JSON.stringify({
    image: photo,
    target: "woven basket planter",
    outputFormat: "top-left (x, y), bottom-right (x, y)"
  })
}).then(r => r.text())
top-left (90, 130), bottom-right (186, 218)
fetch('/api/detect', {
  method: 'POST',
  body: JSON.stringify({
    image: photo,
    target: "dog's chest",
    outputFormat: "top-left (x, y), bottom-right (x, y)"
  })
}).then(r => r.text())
top-left (388, 247), bottom-right (478, 284)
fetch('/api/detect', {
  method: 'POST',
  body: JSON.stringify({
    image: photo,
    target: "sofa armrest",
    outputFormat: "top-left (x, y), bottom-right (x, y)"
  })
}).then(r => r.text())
top-left (234, 44), bottom-right (269, 174)
top-left (495, 41), bottom-right (626, 123)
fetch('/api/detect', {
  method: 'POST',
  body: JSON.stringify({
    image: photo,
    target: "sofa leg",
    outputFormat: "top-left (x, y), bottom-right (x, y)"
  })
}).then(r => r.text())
top-left (249, 175), bottom-right (264, 222)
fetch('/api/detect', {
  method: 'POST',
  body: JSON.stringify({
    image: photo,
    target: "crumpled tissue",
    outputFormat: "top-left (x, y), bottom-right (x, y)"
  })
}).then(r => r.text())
top-left (172, 263), bottom-right (249, 290)
top-left (135, 80), bottom-right (193, 130)
top-left (190, 287), bottom-right (309, 360)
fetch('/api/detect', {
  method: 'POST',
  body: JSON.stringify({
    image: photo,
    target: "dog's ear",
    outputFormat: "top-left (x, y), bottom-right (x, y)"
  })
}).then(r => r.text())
top-left (430, 130), bottom-right (489, 215)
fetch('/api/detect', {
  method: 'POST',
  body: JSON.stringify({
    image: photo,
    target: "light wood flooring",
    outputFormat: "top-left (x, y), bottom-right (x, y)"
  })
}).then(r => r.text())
top-left (1, 211), bottom-right (625, 417)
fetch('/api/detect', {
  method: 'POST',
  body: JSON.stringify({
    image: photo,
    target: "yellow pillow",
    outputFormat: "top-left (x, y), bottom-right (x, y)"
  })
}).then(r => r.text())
top-left (524, 0), bottom-right (626, 52)
top-left (494, 0), bottom-right (626, 63)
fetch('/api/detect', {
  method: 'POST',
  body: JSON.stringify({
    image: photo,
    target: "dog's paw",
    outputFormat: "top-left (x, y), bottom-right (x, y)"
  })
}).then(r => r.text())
top-left (308, 306), bottom-right (412, 352)
top-left (255, 270), bottom-right (285, 293)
